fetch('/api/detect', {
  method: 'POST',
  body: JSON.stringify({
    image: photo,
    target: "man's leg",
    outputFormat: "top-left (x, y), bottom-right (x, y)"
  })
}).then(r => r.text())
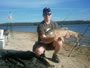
top-left (52, 40), bottom-right (63, 63)
top-left (33, 43), bottom-right (45, 56)
top-left (53, 40), bottom-right (63, 54)
top-left (34, 46), bottom-right (45, 56)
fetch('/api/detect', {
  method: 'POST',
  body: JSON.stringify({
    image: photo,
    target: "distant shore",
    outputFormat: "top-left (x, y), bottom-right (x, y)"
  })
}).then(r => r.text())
top-left (0, 20), bottom-right (90, 26)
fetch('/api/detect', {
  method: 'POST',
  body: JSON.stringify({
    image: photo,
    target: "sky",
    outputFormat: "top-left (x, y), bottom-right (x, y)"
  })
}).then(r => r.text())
top-left (0, 0), bottom-right (90, 24)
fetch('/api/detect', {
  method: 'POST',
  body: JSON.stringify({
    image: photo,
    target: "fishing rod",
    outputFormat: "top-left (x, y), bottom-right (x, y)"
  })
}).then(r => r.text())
top-left (59, 10), bottom-right (74, 51)
top-left (8, 11), bottom-right (13, 38)
top-left (58, 9), bottom-right (90, 57)
top-left (68, 24), bottom-right (90, 57)
top-left (60, 9), bottom-right (73, 28)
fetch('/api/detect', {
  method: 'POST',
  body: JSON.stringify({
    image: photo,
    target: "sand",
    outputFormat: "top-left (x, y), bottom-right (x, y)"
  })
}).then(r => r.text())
top-left (1, 31), bottom-right (90, 68)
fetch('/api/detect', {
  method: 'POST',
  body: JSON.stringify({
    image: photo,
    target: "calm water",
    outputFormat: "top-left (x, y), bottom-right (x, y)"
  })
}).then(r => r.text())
top-left (0, 24), bottom-right (90, 46)
top-left (6, 24), bottom-right (90, 37)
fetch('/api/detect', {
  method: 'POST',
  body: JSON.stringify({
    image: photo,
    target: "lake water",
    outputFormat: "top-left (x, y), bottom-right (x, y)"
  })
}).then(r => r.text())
top-left (0, 24), bottom-right (90, 46)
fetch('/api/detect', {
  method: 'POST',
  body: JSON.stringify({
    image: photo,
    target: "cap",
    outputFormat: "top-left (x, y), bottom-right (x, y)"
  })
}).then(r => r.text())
top-left (43, 7), bottom-right (51, 16)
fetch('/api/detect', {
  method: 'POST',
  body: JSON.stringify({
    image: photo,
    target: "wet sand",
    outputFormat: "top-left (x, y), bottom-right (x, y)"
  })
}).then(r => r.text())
top-left (1, 31), bottom-right (90, 68)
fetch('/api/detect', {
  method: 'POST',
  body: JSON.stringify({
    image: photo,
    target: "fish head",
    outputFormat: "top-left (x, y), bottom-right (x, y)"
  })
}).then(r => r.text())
top-left (46, 31), bottom-right (54, 37)
top-left (60, 27), bottom-right (68, 30)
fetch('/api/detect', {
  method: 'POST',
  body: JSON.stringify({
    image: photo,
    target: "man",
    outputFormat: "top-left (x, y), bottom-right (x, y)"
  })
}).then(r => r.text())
top-left (33, 7), bottom-right (70, 63)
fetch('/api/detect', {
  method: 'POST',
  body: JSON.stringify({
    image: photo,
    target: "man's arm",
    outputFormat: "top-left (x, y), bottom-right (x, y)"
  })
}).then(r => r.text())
top-left (40, 34), bottom-right (54, 44)
top-left (40, 32), bottom-right (63, 44)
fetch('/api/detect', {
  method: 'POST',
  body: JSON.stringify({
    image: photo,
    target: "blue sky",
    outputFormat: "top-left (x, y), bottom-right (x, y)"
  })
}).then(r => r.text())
top-left (0, 0), bottom-right (90, 24)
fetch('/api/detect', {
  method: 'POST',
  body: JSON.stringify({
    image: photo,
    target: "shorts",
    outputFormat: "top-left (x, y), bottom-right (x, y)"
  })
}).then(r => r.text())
top-left (33, 42), bottom-right (55, 52)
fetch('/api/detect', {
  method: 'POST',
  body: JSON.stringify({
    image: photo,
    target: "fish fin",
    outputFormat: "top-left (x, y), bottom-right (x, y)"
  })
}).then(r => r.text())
top-left (60, 27), bottom-right (68, 30)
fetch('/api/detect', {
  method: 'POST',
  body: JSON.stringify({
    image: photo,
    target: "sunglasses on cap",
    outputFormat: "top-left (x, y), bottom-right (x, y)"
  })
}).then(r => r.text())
top-left (43, 13), bottom-right (52, 16)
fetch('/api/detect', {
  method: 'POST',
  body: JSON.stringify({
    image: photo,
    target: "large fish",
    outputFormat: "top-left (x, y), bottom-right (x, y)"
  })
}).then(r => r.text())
top-left (46, 27), bottom-right (82, 42)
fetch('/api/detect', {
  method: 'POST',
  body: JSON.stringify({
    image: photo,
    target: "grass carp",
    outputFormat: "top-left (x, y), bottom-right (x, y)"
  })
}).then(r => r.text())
top-left (46, 27), bottom-right (82, 42)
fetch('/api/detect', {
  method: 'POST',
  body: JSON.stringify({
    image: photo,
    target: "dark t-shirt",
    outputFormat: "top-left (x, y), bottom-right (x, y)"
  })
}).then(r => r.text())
top-left (33, 21), bottom-right (59, 51)
top-left (37, 21), bottom-right (58, 42)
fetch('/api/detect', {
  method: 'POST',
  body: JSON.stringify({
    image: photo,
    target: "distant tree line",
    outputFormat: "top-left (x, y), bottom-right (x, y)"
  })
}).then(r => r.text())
top-left (56, 20), bottom-right (90, 25)
top-left (0, 20), bottom-right (90, 26)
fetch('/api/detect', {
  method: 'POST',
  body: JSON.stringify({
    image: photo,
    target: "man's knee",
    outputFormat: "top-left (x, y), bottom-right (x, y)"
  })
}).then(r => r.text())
top-left (34, 46), bottom-right (45, 56)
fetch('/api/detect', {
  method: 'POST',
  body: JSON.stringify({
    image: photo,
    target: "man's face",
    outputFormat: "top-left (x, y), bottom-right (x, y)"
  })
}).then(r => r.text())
top-left (43, 12), bottom-right (52, 22)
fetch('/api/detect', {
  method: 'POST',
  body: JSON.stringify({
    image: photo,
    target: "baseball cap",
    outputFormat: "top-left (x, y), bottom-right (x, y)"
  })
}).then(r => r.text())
top-left (43, 7), bottom-right (51, 16)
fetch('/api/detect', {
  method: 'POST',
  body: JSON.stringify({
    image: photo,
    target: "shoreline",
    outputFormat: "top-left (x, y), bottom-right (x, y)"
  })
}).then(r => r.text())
top-left (0, 21), bottom-right (90, 26)
top-left (0, 31), bottom-right (90, 68)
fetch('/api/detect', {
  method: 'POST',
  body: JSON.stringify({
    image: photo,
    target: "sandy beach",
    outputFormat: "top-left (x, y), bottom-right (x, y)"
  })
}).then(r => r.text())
top-left (1, 31), bottom-right (90, 68)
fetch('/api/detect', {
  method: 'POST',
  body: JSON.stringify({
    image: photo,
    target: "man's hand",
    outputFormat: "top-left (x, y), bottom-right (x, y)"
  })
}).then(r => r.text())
top-left (64, 32), bottom-right (71, 38)
top-left (54, 33), bottom-right (62, 41)
top-left (40, 34), bottom-right (54, 44)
